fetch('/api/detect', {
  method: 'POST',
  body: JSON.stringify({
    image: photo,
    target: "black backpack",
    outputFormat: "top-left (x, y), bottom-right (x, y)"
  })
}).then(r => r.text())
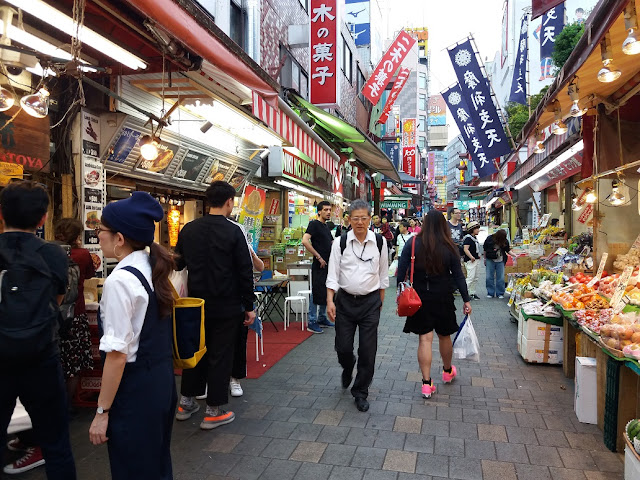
top-left (56, 244), bottom-right (80, 332)
top-left (0, 236), bottom-right (60, 358)
top-left (340, 232), bottom-right (384, 255)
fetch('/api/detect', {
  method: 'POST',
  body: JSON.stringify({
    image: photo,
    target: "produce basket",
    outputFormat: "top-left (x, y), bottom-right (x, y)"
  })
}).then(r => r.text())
top-left (624, 421), bottom-right (640, 458)
top-left (599, 337), bottom-right (626, 359)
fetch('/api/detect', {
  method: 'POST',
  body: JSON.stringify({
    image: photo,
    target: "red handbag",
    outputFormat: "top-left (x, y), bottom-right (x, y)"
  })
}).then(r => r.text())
top-left (397, 237), bottom-right (422, 316)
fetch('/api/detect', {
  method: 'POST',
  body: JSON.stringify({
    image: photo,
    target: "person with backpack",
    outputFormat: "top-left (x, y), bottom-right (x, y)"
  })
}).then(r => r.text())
top-left (0, 181), bottom-right (77, 479)
top-left (89, 192), bottom-right (177, 479)
top-left (326, 199), bottom-right (389, 413)
top-left (462, 221), bottom-right (482, 300)
top-left (483, 229), bottom-right (514, 299)
top-left (396, 210), bottom-right (472, 399)
top-left (447, 207), bottom-right (464, 256)
top-left (54, 218), bottom-right (96, 408)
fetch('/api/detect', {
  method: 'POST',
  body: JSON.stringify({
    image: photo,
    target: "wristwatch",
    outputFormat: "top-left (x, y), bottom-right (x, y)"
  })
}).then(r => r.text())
top-left (96, 406), bottom-right (110, 415)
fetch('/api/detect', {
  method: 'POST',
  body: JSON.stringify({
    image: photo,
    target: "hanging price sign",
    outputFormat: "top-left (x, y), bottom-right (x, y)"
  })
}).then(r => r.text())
top-left (587, 253), bottom-right (608, 288)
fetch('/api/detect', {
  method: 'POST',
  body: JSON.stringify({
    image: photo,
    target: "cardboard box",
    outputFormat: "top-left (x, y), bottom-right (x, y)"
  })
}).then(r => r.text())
top-left (625, 445), bottom-right (640, 480)
top-left (575, 356), bottom-right (597, 424)
top-left (517, 256), bottom-right (533, 272)
top-left (522, 319), bottom-right (564, 342)
top-left (519, 336), bottom-right (563, 364)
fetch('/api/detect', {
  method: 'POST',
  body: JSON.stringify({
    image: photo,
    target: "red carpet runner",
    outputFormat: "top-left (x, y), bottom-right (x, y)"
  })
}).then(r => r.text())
top-left (246, 321), bottom-right (312, 379)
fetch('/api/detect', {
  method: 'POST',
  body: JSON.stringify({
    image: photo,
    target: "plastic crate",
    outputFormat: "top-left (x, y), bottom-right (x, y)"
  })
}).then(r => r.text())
top-left (603, 356), bottom-right (621, 452)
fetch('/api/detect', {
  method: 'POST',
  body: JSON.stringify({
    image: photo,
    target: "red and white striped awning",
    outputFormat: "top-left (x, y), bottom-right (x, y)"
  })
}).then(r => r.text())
top-left (252, 93), bottom-right (337, 175)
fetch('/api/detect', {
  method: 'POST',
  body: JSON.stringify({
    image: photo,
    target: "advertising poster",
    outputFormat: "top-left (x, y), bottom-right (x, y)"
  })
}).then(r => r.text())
top-left (204, 159), bottom-right (234, 184)
top-left (427, 95), bottom-right (447, 126)
top-left (81, 155), bottom-right (105, 274)
top-left (81, 111), bottom-right (100, 157)
top-left (0, 162), bottom-right (23, 186)
top-left (229, 167), bottom-right (251, 192)
top-left (238, 185), bottom-right (267, 251)
top-left (106, 127), bottom-right (140, 164)
top-left (136, 141), bottom-right (179, 175)
top-left (402, 118), bottom-right (417, 147)
top-left (174, 150), bottom-right (211, 182)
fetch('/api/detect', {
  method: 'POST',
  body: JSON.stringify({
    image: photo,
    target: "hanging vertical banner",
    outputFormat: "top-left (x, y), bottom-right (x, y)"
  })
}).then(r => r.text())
top-left (509, 15), bottom-right (529, 105)
top-left (540, 3), bottom-right (565, 60)
top-left (401, 118), bottom-right (417, 147)
top-left (532, 0), bottom-right (564, 20)
top-left (402, 146), bottom-right (418, 177)
top-left (238, 185), bottom-right (267, 251)
top-left (447, 38), bottom-right (511, 162)
top-left (361, 30), bottom-right (417, 105)
top-left (377, 67), bottom-right (411, 125)
top-left (441, 83), bottom-right (495, 177)
top-left (310, 0), bottom-right (340, 107)
top-left (383, 142), bottom-right (401, 170)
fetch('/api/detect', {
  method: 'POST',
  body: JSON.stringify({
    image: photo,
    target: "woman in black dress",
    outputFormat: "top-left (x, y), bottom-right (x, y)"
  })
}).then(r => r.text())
top-left (397, 210), bottom-right (472, 399)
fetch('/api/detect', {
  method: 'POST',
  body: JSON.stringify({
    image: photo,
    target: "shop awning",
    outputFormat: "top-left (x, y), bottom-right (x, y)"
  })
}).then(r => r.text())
top-left (288, 94), bottom-right (401, 183)
top-left (382, 172), bottom-right (423, 184)
top-left (124, 0), bottom-right (279, 103)
top-left (252, 93), bottom-right (339, 175)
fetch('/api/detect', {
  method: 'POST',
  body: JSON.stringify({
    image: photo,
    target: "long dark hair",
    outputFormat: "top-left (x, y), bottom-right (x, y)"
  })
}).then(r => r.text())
top-left (102, 219), bottom-right (176, 316)
top-left (493, 229), bottom-right (508, 248)
top-left (416, 210), bottom-right (458, 275)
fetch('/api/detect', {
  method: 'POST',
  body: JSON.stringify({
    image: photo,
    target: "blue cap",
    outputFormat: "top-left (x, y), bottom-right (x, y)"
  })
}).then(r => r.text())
top-left (101, 192), bottom-right (164, 245)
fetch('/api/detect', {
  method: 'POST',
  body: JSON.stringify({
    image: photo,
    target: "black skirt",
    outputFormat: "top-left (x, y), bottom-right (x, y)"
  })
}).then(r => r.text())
top-left (403, 291), bottom-right (459, 336)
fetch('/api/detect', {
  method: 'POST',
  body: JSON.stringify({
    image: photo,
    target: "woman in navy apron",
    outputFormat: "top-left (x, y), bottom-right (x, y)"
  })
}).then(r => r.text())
top-left (89, 192), bottom-right (177, 479)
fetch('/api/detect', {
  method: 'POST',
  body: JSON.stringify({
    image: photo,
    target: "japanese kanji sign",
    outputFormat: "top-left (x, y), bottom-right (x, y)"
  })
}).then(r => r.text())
top-left (532, 0), bottom-right (564, 20)
top-left (509, 15), bottom-right (529, 105)
top-left (310, 0), bottom-right (339, 107)
top-left (401, 118), bottom-right (417, 148)
top-left (447, 38), bottom-right (511, 165)
top-left (402, 146), bottom-right (418, 178)
top-left (361, 30), bottom-right (416, 105)
top-left (441, 83), bottom-right (496, 178)
top-left (377, 67), bottom-right (410, 125)
top-left (540, 3), bottom-right (565, 60)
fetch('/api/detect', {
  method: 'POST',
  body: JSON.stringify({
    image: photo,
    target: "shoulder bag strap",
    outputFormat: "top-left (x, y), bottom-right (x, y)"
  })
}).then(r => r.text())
top-left (409, 237), bottom-right (416, 284)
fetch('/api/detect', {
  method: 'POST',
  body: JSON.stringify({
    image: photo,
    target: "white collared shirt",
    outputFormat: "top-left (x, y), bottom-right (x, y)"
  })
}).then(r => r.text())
top-left (326, 229), bottom-right (389, 295)
top-left (99, 250), bottom-right (153, 362)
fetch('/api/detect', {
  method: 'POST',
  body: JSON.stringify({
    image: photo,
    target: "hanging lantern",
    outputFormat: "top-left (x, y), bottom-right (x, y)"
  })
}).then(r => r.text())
top-left (167, 206), bottom-right (181, 247)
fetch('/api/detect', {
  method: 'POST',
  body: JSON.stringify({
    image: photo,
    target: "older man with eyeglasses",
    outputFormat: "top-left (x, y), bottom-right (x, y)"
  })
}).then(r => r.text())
top-left (326, 199), bottom-right (388, 412)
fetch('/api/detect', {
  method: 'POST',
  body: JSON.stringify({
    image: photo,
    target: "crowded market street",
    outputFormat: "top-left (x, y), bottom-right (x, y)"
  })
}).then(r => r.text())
top-left (7, 266), bottom-right (623, 480)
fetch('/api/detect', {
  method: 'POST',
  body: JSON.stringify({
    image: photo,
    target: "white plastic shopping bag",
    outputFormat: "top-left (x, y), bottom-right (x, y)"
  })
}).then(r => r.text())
top-left (169, 269), bottom-right (189, 298)
top-left (388, 258), bottom-right (398, 277)
top-left (452, 315), bottom-right (480, 362)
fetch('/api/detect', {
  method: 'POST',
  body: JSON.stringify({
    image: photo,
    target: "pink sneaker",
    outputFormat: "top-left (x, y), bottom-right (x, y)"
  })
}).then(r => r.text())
top-left (442, 365), bottom-right (457, 384)
top-left (421, 380), bottom-right (436, 399)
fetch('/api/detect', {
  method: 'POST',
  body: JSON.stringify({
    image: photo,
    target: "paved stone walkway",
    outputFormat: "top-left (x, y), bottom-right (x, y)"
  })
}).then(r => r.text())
top-left (6, 268), bottom-right (624, 479)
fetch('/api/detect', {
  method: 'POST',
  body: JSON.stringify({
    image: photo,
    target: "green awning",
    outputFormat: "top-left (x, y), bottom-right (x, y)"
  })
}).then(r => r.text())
top-left (293, 96), bottom-right (364, 142)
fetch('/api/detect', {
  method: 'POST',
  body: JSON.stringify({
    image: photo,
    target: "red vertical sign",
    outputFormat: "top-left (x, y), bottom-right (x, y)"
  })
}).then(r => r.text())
top-left (310, 0), bottom-right (339, 107)
top-left (377, 67), bottom-right (411, 125)
top-left (402, 146), bottom-right (417, 177)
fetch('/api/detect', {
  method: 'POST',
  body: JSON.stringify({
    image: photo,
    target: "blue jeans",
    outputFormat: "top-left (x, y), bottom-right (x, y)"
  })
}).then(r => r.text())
top-left (308, 293), bottom-right (327, 325)
top-left (486, 260), bottom-right (506, 297)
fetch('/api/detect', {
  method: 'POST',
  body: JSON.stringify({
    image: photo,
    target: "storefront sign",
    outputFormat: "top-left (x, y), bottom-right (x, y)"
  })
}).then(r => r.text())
top-left (106, 127), bottom-right (141, 164)
top-left (402, 118), bottom-right (417, 147)
top-left (0, 105), bottom-right (50, 172)
top-left (269, 147), bottom-right (333, 193)
top-left (174, 150), bottom-right (210, 182)
top-left (384, 142), bottom-right (401, 171)
top-left (82, 111), bottom-right (100, 157)
top-left (402, 146), bottom-right (417, 177)
top-left (310, 0), bottom-right (339, 107)
top-left (268, 199), bottom-right (280, 215)
top-left (136, 141), bottom-right (179, 175)
top-left (375, 200), bottom-right (410, 209)
top-left (238, 185), bottom-right (267, 251)
top-left (377, 68), bottom-right (411, 125)
top-left (529, 152), bottom-right (583, 192)
top-left (428, 95), bottom-right (447, 126)
top-left (361, 30), bottom-right (416, 105)
top-left (577, 203), bottom-right (593, 224)
top-left (0, 162), bottom-right (23, 186)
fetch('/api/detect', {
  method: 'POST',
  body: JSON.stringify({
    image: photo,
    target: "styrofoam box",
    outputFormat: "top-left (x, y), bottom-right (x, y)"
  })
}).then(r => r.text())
top-left (574, 356), bottom-right (597, 424)
top-left (625, 445), bottom-right (640, 480)
top-left (522, 319), bottom-right (564, 342)
top-left (520, 336), bottom-right (563, 364)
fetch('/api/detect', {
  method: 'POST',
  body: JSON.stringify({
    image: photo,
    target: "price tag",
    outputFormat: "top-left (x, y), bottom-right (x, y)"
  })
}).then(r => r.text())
top-left (587, 253), bottom-right (608, 288)
top-left (508, 287), bottom-right (517, 307)
top-left (611, 266), bottom-right (634, 313)
top-left (539, 214), bottom-right (551, 228)
top-left (522, 228), bottom-right (530, 245)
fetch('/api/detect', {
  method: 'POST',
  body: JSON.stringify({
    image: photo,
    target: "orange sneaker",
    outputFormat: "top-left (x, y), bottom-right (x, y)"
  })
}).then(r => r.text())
top-left (200, 408), bottom-right (235, 430)
top-left (442, 365), bottom-right (457, 384)
top-left (421, 380), bottom-right (436, 399)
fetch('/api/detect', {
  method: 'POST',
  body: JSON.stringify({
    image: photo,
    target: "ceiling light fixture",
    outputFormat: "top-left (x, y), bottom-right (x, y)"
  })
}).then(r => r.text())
top-left (551, 100), bottom-right (568, 135)
top-left (608, 179), bottom-right (626, 206)
top-left (20, 87), bottom-right (49, 118)
top-left (139, 134), bottom-right (160, 161)
top-left (571, 193), bottom-right (584, 211)
top-left (4, 0), bottom-right (147, 70)
top-left (567, 79), bottom-right (588, 117)
top-left (0, 86), bottom-right (15, 111)
top-left (623, 2), bottom-right (640, 55)
top-left (585, 188), bottom-right (597, 204)
top-left (597, 34), bottom-right (622, 83)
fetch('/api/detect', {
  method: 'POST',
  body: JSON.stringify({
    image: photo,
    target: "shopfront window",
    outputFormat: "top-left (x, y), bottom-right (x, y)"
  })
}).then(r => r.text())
top-left (418, 72), bottom-right (427, 90)
top-left (419, 115), bottom-right (427, 132)
top-left (230, 0), bottom-right (246, 49)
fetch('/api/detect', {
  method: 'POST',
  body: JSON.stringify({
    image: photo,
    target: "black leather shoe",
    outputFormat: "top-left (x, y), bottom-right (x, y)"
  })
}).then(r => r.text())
top-left (354, 397), bottom-right (369, 412)
top-left (341, 368), bottom-right (353, 389)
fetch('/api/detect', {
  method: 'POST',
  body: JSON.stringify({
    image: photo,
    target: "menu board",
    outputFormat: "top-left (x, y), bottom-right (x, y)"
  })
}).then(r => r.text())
top-left (174, 150), bottom-right (211, 182)
top-left (204, 159), bottom-right (234, 184)
top-left (106, 127), bottom-right (141, 164)
top-left (238, 185), bottom-right (266, 251)
top-left (135, 141), bottom-right (179, 175)
top-left (229, 167), bottom-right (251, 192)
top-left (81, 152), bottom-right (105, 275)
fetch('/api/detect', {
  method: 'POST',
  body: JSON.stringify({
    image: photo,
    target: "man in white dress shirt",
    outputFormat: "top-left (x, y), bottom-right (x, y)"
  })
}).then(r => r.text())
top-left (326, 199), bottom-right (389, 412)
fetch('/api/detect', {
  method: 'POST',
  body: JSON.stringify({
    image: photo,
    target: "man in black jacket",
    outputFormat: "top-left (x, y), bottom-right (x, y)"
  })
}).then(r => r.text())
top-left (174, 181), bottom-right (256, 430)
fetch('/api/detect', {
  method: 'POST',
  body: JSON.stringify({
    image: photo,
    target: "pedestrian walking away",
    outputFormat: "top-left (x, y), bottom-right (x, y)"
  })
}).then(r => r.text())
top-left (327, 199), bottom-right (389, 413)
top-left (174, 181), bottom-right (256, 430)
top-left (484, 228), bottom-right (515, 298)
top-left (396, 210), bottom-right (472, 399)
top-left (302, 201), bottom-right (335, 333)
top-left (0, 181), bottom-right (77, 479)
top-left (462, 221), bottom-right (481, 300)
top-left (90, 192), bottom-right (177, 480)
